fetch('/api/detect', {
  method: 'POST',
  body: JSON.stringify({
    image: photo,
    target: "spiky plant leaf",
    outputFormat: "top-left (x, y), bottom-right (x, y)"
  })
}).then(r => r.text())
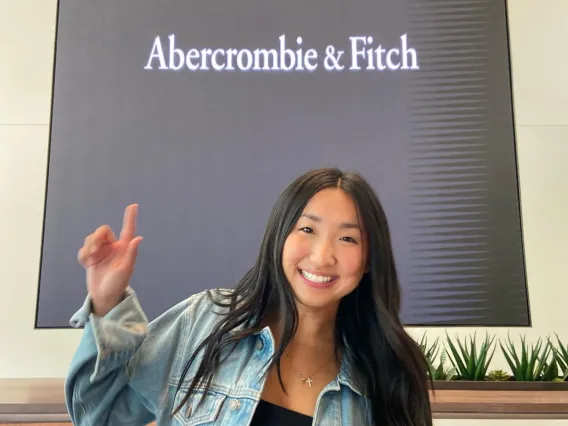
top-left (445, 332), bottom-right (495, 381)
top-left (500, 333), bottom-right (554, 381)
top-left (551, 334), bottom-right (568, 377)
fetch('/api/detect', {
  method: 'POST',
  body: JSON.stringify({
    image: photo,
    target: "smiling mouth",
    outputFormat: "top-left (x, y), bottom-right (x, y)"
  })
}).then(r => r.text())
top-left (298, 269), bottom-right (338, 284)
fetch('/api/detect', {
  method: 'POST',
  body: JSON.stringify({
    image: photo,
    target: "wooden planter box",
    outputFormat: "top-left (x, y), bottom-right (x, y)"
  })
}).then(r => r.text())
top-left (2, 379), bottom-right (568, 422)
top-left (429, 380), bottom-right (568, 419)
top-left (432, 380), bottom-right (568, 391)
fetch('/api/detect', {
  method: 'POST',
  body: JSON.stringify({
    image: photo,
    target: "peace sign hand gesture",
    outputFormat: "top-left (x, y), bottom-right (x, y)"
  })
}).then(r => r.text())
top-left (77, 204), bottom-right (143, 317)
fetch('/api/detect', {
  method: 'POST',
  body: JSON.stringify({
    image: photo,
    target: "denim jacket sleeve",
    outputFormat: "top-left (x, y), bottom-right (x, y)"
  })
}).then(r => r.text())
top-left (65, 286), bottom-right (201, 426)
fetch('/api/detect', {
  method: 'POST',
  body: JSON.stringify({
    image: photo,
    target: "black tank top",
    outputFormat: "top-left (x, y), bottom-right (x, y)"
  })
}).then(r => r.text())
top-left (250, 399), bottom-right (313, 426)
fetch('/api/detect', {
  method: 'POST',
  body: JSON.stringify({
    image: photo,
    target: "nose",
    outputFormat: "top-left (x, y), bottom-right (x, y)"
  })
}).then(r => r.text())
top-left (309, 238), bottom-right (336, 266)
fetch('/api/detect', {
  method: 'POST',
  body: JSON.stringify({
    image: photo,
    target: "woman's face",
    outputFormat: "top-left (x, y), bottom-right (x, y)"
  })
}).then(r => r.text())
top-left (282, 188), bottom-right (368, 311)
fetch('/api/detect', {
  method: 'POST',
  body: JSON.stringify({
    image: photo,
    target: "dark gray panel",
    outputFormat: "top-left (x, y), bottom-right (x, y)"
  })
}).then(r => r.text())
top-left (405, 0), bottom-right (528, 325)
top-left (36, 0), bottom-right (528, 327)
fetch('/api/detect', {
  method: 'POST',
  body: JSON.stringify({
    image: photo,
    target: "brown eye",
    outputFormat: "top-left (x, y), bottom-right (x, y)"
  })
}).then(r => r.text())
top-left (300, 227), bottom-right (314, 234)
top-left (341, 236), bottom-right (357, 243)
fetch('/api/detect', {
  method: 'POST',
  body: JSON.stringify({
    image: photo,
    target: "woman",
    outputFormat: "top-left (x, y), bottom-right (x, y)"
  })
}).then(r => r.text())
top-left (65, 167), bottom-right (433, 425)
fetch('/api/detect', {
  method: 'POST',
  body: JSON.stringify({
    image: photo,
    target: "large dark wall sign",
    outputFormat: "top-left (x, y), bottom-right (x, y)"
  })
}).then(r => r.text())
top-left (36, 0), bottom-right (529, 328)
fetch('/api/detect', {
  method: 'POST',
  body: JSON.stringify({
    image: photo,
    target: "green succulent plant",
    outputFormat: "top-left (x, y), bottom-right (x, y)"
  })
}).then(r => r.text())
top-left (487, 369), bottom-right (510, 381)
top-left (551, 333), bottom-right (568, 380)
top-left (416, 331), bottom-right (568, 382)
top-left (432, 349), bottom-right (457, 381)
top-left (500, 333), bottom-right (557, 381)
top-left (417, 332), bottom-right (440, 379)
top-left (445, 331), bottom-right (496, 381)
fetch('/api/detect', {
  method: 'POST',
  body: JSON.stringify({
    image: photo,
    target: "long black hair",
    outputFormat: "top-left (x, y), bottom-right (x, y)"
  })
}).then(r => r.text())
top-left (173, 167), bottom-right (433, 425)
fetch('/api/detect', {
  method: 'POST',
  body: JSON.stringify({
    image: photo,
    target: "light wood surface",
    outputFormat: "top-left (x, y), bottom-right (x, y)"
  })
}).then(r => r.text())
top-left (1, 379), bottom-right (568, 423)
top-left (0, 424), bottom-right (71, 426)
top-left (0, 379), bottom-right (65, 406)
top-left (430, 389), bottom-right (568, 417)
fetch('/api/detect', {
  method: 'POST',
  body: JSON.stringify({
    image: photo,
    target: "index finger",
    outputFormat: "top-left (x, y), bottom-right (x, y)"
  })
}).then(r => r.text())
top-left (120, 203), bottom-right (138, 241)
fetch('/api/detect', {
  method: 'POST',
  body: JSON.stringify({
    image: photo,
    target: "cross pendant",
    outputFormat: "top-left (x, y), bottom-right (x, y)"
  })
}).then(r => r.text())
top-left (305, 377), bottom-right (313, 387)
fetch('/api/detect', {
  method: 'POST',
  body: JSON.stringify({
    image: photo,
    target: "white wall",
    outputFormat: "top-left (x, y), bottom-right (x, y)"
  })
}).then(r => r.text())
top-left (0, 1), bottom-right (567, 423)
top-left (0, 0), bottom-right (80, 378)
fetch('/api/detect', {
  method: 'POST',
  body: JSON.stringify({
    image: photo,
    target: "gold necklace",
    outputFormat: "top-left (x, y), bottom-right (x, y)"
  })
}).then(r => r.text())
top-left (284, 352), bottom-right (334, 388)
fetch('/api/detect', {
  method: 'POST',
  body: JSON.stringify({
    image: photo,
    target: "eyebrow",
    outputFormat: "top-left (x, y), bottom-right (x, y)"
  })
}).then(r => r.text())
top-left (301, 213), bottom-right (360, 230)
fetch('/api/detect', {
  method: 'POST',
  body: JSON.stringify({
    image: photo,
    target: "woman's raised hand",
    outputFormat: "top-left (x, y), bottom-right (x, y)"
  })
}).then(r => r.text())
top-left (77, 204), bottom-right (143, 316)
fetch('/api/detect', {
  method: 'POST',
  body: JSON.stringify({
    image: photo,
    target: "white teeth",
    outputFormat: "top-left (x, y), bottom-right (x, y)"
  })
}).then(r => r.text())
top-left (301, 270), bottom-right (333, 283)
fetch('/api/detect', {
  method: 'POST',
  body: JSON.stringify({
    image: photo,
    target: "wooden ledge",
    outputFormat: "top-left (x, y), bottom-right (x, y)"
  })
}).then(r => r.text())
top-left (1, 379), bottom-right (568, 422)
top-left (0, 379), bottom-right (68, 423)
top-left (430, 389), bottom-right (568, 418)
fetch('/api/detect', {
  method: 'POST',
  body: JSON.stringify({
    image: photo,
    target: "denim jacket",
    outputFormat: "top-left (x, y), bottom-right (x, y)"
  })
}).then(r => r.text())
top-left (65, 287), bottom-right (372, 425)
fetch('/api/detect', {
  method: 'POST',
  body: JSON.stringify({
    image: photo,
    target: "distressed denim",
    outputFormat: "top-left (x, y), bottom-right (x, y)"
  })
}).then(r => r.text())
top-left (65, 287), bottom-right (371, 425)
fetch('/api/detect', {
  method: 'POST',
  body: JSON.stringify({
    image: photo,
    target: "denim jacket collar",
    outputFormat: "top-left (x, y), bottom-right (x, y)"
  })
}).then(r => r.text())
top-left (249, 325), bottom-right (365, 397)
top-left (209, 292), bottom-right (366, 397)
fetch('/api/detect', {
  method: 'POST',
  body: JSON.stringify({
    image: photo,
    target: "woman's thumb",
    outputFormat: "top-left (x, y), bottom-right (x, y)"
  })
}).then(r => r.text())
top-left (124, 236), bottom-right (143, 267)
